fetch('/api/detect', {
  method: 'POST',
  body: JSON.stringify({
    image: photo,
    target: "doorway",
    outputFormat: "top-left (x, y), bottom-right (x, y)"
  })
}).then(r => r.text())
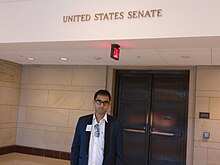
top-left (113, 70), bottom-right (189, 165)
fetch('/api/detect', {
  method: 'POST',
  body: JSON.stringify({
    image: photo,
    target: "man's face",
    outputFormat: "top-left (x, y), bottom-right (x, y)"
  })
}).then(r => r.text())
top-left (93, 95), bottom-right (110, 116)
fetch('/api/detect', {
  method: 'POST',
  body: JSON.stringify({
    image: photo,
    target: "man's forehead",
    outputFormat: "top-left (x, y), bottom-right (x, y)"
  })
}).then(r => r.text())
top-left (96, 95), bottom-right (110, 100)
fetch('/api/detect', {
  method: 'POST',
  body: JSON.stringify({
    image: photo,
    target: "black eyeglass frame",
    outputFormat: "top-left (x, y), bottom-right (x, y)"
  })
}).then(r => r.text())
top-left (95, 99), bottom-right (110, 106)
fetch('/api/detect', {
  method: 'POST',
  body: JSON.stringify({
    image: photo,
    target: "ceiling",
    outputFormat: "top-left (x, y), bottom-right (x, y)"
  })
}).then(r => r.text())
top-left (1, 36), bottom-right (220, 66)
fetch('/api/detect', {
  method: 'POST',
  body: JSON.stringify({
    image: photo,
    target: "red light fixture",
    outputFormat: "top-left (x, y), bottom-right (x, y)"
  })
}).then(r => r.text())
top-left (110, 44), bottom-right (120, 60)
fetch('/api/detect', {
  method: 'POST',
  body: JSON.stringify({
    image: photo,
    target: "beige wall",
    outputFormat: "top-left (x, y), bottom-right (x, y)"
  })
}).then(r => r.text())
top-left (16, 65), bottom-right (107, 152)
top-left (194, 66), bottom-right (220, 165)
top-left (0, 59), bottom-right (21, 147)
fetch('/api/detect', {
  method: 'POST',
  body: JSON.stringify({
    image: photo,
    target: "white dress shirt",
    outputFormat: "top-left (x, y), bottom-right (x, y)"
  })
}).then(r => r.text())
top-left (88, 114), bottom-right (108, 165)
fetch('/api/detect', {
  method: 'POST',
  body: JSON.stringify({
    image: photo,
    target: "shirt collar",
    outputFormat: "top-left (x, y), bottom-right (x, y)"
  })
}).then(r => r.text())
top-left (93, 113), bottom-right (108, 123)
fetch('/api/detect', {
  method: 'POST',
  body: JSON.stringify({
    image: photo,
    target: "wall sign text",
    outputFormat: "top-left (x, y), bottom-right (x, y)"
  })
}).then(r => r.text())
top-left (63, 9), bottom-right (162, 23)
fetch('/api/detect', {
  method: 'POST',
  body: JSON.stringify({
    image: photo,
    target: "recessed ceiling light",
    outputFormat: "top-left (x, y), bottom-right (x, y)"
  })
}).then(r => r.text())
top-left (180, 55), bottom-right (190, 59)
top-left (94, 57), bottom-right (102, 60)
top-left (27, 57), bottom-right (35, 61)
top-left (60, 57), bottom-right (68, 61)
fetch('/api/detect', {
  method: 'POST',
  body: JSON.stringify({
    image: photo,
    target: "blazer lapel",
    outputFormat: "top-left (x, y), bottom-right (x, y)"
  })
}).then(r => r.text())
top-left (86, 115), bottom-right (93, 155)
top-left (104, 115), bottom-right (110, 158)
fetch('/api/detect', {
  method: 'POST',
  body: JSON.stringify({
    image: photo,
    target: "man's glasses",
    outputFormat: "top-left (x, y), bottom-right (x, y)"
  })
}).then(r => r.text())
top-left (94, 124), bottom-right (100, 137)
top-left (95, 99), bottom-right (110, 106)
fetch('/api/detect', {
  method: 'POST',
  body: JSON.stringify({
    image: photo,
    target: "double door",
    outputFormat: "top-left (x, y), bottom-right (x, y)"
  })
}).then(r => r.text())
top-left (114, 70), bottom-right (189, 165)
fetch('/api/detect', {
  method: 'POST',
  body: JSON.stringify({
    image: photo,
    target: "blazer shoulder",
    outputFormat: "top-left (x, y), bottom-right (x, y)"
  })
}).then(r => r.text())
top-left (107, 115), bottom-right (121, 124)
top-left (78, 114), bottom-right (93, 123)
top-left (79, 114), bottom-right (93, 119)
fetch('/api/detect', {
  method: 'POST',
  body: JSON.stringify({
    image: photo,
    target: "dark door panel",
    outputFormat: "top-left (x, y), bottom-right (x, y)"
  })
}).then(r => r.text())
top-left (150, 135), bottom-right (182, 162)
top-left (123, 131), bottom-right (147, 157)
top-left (115, 71), bottom-right (152, 165)
top-left (120, 103), bottom-right (148, 130)
top-left (120, 74), bottom-right (152, 101)
top-left (149, 74), bottom-right (188, 165)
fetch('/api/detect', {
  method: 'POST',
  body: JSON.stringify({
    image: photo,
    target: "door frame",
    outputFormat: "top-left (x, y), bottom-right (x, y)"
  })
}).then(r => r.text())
top-left (112, 69), bottom-right (190, 165)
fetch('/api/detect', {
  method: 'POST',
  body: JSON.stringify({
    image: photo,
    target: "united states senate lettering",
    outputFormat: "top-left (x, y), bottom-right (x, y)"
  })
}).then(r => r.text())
top-left (63, 14), bottom-right (91, 22)
top-left (127, 9), bottom-right (162, 19)
top-left (63, 9), bottom-right (163, 23)
top-left (94, 12), bottom-right (124, 21)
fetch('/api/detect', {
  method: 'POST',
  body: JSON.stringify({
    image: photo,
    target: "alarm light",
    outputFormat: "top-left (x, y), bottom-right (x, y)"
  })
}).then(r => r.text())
top-left (110, 44), bottom-right (120, 60)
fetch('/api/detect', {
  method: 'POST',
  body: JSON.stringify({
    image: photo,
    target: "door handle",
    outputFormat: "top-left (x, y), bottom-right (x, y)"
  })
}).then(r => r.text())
top-left (151, 131), bottom-right (175, 137)
top-left (124, 128), bottom-right (145, 134)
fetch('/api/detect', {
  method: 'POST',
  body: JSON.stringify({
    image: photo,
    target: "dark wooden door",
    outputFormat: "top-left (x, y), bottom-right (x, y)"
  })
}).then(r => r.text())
top-left (114, 70), bottom-right (189, 165)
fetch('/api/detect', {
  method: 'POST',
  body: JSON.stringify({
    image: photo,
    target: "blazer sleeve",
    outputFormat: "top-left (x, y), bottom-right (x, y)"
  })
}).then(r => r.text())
top-left (70, 119), bottom-right (81, 165)
top-left (115, 120), bottom-right (124, 165)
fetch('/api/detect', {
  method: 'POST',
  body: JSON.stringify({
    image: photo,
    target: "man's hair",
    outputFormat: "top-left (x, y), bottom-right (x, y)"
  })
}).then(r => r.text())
top-left (94, 89), bottom-right (111, 101)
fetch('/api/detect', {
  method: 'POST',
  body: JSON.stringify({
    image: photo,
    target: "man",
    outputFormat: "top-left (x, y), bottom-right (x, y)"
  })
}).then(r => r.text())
top-left (71, 89), bottom-right (123, 165)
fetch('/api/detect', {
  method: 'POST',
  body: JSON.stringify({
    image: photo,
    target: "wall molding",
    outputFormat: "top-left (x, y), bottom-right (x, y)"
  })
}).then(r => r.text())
top-left (0, 145), bottom-right (70, 160)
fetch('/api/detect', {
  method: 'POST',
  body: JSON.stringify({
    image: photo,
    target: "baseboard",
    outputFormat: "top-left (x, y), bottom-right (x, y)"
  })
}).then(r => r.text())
top-left (0, 145), bottom-right (70, 160)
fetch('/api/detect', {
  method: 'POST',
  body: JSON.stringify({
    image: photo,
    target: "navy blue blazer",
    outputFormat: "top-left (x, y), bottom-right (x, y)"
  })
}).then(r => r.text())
top-left (70, 114), bottom-right (123, 165)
